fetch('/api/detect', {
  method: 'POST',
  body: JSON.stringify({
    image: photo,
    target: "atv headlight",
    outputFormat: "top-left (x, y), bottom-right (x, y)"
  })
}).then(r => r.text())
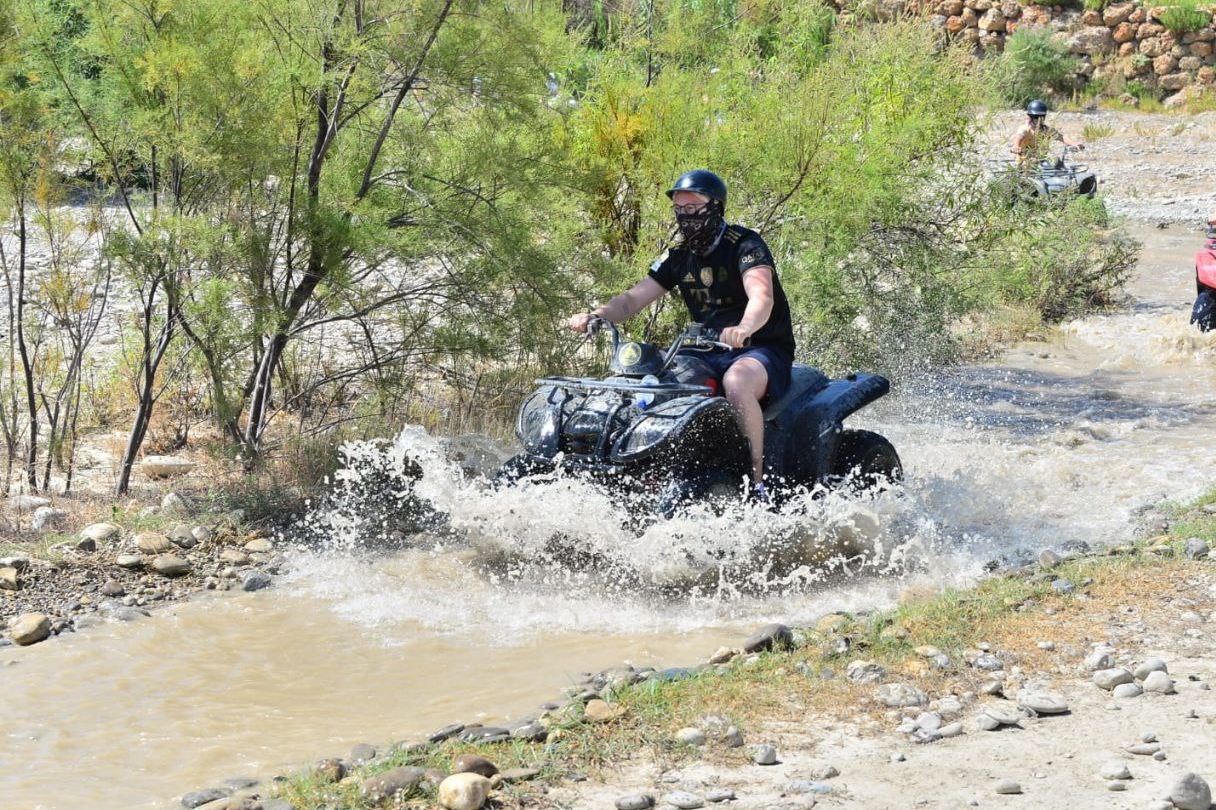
top-left (517, 390), bottom-right (557, 453)
top-left (613, 413), bottom-right (670, 460)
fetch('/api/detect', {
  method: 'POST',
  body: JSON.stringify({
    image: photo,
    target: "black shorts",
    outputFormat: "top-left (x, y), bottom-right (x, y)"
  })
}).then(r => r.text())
top-left (697, 346), bottom-right (793, 404)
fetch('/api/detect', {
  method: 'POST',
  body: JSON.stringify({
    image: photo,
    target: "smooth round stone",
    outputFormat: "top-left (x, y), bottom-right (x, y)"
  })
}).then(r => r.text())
top-left (938, 722), bottom-right (965, 738)
top-left (663, 791), bottom-right (704, 809)
top-left (1126, 742), bottom-right (1161, 756)
top-left (615, 795), bottom-right (654, 810)
top-left (1169, 773), bottom-right (1213, 810)
top-left (704, 788), bottom-right (735, 803)
top-left (437, 772), bottom-right (490, 810)
top-left (1142, 671), bottom-right (1176, 694)
top-left (151, 555), bottom-right (191, 577)
top-left (81, 522), bottom-right (121, 542)
top-left (890, 752), bottom-right (907, 762)
top-left (1099, 762), bottom-right (1131, 780)
top-left (754, 744), bottom-right (778, 765)
top-left (994, 780), bottom-right (1022, 795)
top-left (875, 683), bottom-right (928, 708)
top-left (140, 455), bottom-right (196, 478)
top-left (1018, 691), bottom-right (1069, 714)
top-left (1093, 668), bottom-right (1134, 690)
top-left (675, 727), bottom-right (706, 746)
top-left (1112, 683), bottom-right (1143, 698)
top-left (1106, 780), bottom-right (1128, 791)
top-left (1133, 658), bottom-right (1168, 680)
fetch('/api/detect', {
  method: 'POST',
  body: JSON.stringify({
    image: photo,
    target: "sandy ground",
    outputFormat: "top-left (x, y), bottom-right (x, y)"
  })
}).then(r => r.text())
top-left (538, 111), bottom-right (1216, 810)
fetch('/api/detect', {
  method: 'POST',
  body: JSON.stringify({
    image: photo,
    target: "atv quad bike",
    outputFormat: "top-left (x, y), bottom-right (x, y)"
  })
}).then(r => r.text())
top-left (991, 145), bottom-right (1098, 201)
top-left (499, 319), bottom-right (901, 517)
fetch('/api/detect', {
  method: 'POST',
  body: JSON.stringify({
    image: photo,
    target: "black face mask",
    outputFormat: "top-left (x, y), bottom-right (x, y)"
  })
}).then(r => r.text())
top-left (676, 202), bottom-right (725, 254)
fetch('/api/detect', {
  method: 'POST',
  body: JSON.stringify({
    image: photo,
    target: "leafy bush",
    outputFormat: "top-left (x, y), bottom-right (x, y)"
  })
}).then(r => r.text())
top-left (1159, 0), bottom-right (1211, 34)
top-left (998, 28), bottom-right (1079, 106)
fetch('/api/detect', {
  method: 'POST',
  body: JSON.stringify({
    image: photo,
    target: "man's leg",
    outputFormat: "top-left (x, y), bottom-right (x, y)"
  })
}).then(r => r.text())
top-left (721, 358), bottom-right (768, 485)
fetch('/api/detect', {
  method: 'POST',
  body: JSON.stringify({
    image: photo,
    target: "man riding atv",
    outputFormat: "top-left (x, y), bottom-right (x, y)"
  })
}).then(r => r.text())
top-left (1011, 99), bottom-right (1084, 169)
top-left (568, 169), bottom-right (794, 503)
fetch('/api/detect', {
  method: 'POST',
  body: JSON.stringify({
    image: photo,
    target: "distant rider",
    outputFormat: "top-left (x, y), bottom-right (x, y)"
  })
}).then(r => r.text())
top-left (1012, 99), bottom-right (1084, 168)
top-left (567, 169), bottom-right (795, 503)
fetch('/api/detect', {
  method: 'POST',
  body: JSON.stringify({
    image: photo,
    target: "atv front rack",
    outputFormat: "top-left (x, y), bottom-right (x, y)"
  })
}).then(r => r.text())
top-left (536, 376), bottom-right (712, 397)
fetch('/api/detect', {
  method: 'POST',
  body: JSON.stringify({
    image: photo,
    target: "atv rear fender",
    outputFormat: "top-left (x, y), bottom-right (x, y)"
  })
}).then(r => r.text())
top-left (772, 372), bottom-right (891, 485)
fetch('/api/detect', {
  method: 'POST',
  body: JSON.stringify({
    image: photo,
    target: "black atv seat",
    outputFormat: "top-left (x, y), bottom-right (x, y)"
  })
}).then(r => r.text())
top-left (763, 364), bottom-right (828, 421)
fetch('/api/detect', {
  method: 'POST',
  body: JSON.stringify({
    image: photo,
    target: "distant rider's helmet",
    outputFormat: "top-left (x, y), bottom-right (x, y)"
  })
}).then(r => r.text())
top-left (1026, 99), bottom-right (1049, 118)
top-left (667, 170), bottom-right (728, 253)
top-left (666, 169), bottom-right (728, 210)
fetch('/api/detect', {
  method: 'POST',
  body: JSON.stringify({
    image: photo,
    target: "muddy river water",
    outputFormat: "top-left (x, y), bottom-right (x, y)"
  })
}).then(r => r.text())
top-left (2, 217), bottom-right (1215, 809)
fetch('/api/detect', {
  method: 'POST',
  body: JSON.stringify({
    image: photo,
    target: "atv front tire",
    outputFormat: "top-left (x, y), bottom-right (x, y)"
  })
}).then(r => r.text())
top-left (655, 471), bottom-right (745, 519)
top-left (831, 430), bottom-right (902, 493)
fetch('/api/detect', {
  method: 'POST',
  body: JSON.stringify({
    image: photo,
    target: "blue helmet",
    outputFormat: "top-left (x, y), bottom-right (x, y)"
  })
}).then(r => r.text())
top-left (666, 169), bottom-right (727, 210)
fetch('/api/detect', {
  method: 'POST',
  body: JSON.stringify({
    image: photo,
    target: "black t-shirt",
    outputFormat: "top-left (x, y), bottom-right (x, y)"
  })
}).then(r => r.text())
top-left (648, 224), bottom-right (795, 358)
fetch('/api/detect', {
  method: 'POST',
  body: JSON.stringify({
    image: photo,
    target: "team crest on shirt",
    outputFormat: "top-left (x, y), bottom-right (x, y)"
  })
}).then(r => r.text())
top-left (699, 266), bottom-right (715, 287)
top-left (682, 272), bottom-right (695, 283)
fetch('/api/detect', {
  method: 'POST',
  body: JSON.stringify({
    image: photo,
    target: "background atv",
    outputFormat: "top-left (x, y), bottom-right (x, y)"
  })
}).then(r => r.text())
top-left (500, 320), bottom-right (901, 517)
top-left (991, 145), bottom-right (1098, 201)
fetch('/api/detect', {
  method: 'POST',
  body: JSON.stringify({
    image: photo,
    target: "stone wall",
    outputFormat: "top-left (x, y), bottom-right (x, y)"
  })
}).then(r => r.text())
top-left (869, 0), bottom-right (1216, 104)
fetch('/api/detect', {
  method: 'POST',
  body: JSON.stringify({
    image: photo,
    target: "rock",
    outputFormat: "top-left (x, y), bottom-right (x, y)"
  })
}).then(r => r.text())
top-left (152, 555), bottom-right (191, 577)
top-left (704, 788), bottom-right (735, 803)
top-left (846, 660), bottom-right (886, 684)
top-left (437, 772), bottom-right (491, 810)
top-left (1038, 549), bottom-right (1063, 568)
top-left (1099, 762), bottom-right (1132, 780)
top-left (1183, 538), bottom-right (1209, 559)
top-left (314, 758), bottom-right (345, 783)
top-left (141, 455), bottom-right (196, 478)
top-left (7, 613), bottom-right (52, 645)
top-left (1126, 742), bottom-right (1161, 755)
top-left (244, 538), bottom-right (273, 553)
top-left (181, 788), bottom-right (230, 808)
top-left (1113, 683), bottom-right (1143, 698)
top-left (1017, 690), bottom-right (1069, 714)
top-left (115, 554), bottom-right (144, 569)
top-left (349, 743), bottom-right (376, 764)
top-left (754, 744), bottom-right (779, 765)
top-left (584, 699), bottom-right (626, 723)
top-left (662, 791), bottom-right (705, 809)
top-left (31, 506), bottom-right (69, 530)
top-left (136, 532), bottom-right (175, 554)
top-left (452, 753), bottom-right (497, 777)
top-left (1142, 671), bottom-right (1176, 694)
top-left (676, 727), bottom-right (707, 746)
top-left (994, 779), bottom-right (1022, 794)
top-left (1084, 648), bottom-right (1115, 671)
top-left (0, 567), bottom-right (19, 591)
top-left (742, 623), bottom-right (793, 653)
top-left (510, 721), bottom-right (547, 742)
top-left (1134, 659), bottom-right (1168, 680)
top-left (1093, 668), bottom-right (1134, 690)
top-left (161, 492), bottom-right (188, 514)
top-left (615, 794), bottom-right (654, 810)
top-left (875, 683), bottom-right (929, 708)
top-left (8, 494), bottom-right (50, 512)
top-left (1169, 773), bottom-right (1212, 810)
top-left (241, 571), bottom-right (272, 592)
top-left (722, 726), bottom-right (745, 747)
top-left (362, 766), bottom-right (425, 802)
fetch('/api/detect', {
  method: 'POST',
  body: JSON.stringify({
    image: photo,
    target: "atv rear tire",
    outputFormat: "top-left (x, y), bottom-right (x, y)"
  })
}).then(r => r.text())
top-left (655, 471), bottom-right (745, 519)
top-left (831, 430), bottom-right (902, 492)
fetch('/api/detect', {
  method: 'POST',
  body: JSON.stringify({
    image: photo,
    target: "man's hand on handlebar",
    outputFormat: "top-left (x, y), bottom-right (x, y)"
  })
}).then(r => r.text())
top-left (719, 326), bottom-right (753, 349)
top-left (568, 312), bottom-right (605, 334)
